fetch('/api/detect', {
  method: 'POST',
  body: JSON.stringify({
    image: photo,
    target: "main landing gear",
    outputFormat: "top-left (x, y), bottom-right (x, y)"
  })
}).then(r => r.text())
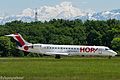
top-left (55, 55), bottom-right (61, 59)
top-left (108, 56), bottom-right (112, 59)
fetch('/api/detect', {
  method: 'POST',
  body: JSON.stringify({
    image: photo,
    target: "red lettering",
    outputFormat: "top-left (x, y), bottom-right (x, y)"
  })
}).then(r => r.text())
top-left (85, 47), bottom-right (90, 52)
top-left (91, 48), bottom-right (95, 52)
top-left (94, 48), bottom-right (98, 53)
top-left (80, 48), bottom-right (85, 52)
top-left (80, 47), bottom-right (98, 53)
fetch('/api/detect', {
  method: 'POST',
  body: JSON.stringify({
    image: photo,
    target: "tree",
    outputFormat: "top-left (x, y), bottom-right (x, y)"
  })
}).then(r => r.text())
top-left (0, 36), bottom-right (14, 56)
top-left (86, 30), bottom-right (102, 46)
top-left (111, 38), bottom-right (120, 54)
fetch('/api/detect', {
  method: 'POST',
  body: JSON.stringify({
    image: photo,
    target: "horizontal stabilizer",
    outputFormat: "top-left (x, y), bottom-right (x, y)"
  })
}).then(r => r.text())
top-left (5, 34), bottom-right (18, 37)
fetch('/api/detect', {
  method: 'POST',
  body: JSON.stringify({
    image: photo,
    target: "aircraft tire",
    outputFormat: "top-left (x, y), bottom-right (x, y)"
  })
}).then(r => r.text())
top-left (108, 56), bottom-right (112, 59)
top-left (55, 55), bottom-right (61, 59)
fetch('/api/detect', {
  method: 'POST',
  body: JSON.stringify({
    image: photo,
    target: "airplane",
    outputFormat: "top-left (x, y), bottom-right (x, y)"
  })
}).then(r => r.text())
top-left (5, 33), bottom-right (117, 59)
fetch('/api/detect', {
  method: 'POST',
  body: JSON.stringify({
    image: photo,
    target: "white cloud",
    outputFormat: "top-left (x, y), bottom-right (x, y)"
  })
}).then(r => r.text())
top-left (0, 1), bottom-right (89, 24)
top-left (39, 2), bottom-right (86, 21)
top-left (21, 8), bottom-right (33, 17)
top-left (20, 2), bottom-right (87, 21)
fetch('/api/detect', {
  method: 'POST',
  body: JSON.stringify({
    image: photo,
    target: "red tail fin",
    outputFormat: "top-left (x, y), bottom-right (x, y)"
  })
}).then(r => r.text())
top-left (5, 33), bottom-right (31, 47)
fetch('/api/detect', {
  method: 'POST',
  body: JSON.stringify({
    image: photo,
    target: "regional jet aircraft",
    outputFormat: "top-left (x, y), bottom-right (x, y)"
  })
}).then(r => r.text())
top-left (5, 33), bottom-right (117, 59)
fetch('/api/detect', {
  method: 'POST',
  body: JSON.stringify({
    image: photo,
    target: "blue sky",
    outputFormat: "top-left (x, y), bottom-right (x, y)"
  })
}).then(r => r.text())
top-left (0, 0), bottom-right (120, 16)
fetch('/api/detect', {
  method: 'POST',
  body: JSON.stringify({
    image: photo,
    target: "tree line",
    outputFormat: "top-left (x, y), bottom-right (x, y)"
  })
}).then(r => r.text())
top-left (0, 19), bottom-right (120, 57)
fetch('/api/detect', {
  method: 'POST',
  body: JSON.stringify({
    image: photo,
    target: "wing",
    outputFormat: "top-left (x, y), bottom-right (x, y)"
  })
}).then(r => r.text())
top-left (45, 52), bottom-right (69, 55)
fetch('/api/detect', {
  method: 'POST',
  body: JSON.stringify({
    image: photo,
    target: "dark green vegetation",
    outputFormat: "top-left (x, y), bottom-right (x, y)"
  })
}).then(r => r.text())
top-left (0, 58), bottom-right (120, 80)
top-left (0, 19), bottom-right (120, 57)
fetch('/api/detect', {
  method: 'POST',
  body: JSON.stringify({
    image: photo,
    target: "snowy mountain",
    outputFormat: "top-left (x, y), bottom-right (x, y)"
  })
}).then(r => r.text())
top-left (35, 2), bottom-right (86, 21)
top-left (90, 9), bottom-right (120, 20)
top-left (0, 2), bottom-right (87, 24)
top-left (0, 2), bottom-right (120, 24)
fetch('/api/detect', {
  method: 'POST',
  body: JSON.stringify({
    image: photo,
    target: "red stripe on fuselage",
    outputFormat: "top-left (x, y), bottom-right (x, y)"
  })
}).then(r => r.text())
top-left (15, 34), bottom-right (25, 46)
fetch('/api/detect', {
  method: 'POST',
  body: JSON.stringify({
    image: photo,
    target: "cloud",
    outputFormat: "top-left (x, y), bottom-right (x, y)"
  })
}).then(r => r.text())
top-left (0, 1), bottom-right (88, 24)
top-left (40, 1), bottom-right (87, 20)
top-left (21, 8), bottom-right (33, 17)
top-left (20, 1), bottom-right (87, 21)
top-left (34, 1), bottom-right (86, 20)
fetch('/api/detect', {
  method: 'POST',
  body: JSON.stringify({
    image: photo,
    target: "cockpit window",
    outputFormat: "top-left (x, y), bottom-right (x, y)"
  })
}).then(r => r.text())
top-left (105, 48), bottom-right (110, 50)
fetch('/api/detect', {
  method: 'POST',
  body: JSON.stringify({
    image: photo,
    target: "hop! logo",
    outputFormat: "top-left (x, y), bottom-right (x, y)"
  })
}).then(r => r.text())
top-left (80, 47), bottom-right (98, 53)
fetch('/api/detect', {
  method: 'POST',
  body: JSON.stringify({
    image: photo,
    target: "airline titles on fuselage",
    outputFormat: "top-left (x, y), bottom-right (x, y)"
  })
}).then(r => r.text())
top-left (42, 46), bottom-right (98, 53)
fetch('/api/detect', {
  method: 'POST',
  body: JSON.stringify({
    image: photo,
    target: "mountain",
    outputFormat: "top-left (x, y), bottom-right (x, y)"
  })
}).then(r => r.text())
top-left (90, 9), bottom-right (120, 20)
top-left (0, 2), bottom-right (87, 24)
top-left (32, 2), bottom-right (86, 21)
top-left (0, 2), bottom-right (120, 24)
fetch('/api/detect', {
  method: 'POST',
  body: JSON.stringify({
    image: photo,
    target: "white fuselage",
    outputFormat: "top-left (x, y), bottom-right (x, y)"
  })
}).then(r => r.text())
top-left (19, 44), bottom-right (117, 57)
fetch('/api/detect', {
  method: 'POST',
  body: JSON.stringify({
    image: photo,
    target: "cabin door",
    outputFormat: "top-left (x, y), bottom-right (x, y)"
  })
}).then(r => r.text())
top-left (98, 49), bottom-right (102, 54)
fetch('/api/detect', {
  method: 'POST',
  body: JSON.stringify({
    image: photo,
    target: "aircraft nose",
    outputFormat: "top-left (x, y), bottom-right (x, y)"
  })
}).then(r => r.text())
top-left (109, 50), bottom-right (117, 56)
top-left (113, 51), bottom-right (117, 55)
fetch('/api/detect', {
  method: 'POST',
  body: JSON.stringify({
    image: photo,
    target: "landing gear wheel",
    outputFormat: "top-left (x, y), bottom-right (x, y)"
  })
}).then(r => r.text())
top-left (55, 55), bottom-right (61, 59)
top-left (108, 56), bottom-right (112, 59)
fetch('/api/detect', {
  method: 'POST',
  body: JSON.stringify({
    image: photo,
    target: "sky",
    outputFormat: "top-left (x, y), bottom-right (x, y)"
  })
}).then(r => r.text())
top-left (0, 0), bottom-right (120, 16)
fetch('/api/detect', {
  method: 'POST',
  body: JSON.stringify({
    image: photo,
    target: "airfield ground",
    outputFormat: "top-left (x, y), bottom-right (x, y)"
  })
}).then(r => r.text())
top-left (0, 57), bottom-right (120, 80)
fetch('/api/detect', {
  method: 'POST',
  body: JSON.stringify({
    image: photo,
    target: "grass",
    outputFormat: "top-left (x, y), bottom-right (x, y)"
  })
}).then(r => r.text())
top-left (0, 57), bottom-right (120, 80)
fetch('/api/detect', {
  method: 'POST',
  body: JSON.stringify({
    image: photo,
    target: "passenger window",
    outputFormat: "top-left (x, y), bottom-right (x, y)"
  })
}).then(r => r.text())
top-left (47, 47), bottom-right (49, 49)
